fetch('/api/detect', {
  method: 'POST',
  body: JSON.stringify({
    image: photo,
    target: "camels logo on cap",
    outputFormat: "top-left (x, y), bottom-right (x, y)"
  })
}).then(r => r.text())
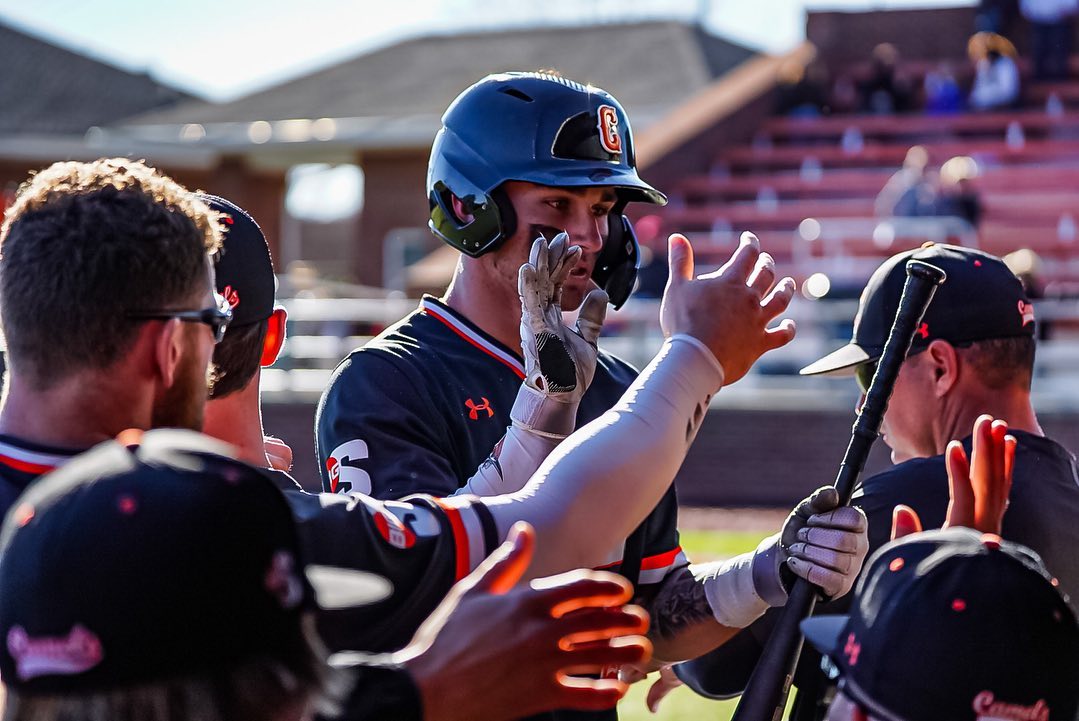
top-left (7, 625), bottom-right (103, 680)
top-left (597, 105), bottom-right (622, 155)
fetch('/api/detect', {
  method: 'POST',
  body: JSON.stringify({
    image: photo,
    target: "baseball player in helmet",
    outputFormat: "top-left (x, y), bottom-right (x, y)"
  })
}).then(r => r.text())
top-left (316, 73), bottom-right (869, 721)
top-left (427, 71), bottom-right (664, 311)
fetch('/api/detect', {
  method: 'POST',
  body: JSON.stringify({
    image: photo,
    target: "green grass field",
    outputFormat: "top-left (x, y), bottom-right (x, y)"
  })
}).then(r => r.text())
top-left (616, 526), bottom-right (772, 721)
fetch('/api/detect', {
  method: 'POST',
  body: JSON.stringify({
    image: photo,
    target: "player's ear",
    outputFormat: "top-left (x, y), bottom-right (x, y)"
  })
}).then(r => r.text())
top-left (925, 339), bottom-right (959, 397)
top-left (152, 317), bottom-right (186, 387)
top-left (260, 307), bottom-right (287, 367)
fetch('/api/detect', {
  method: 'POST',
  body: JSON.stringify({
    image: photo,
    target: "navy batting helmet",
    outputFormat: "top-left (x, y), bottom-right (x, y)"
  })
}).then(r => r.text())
top-left (427, 72), bottom-right (667, 308)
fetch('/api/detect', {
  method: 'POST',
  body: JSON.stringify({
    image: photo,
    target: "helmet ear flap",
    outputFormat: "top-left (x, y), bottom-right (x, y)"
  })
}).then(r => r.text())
top-left (592, 211), bottom-right (640, 310)
top-left (428, 179), bottom-right (505, 258)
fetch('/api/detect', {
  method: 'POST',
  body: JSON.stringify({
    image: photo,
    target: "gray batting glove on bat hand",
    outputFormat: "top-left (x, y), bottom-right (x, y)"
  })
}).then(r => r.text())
top-left (513, 234), bottom-right (608, 438)
top-left (660, 231), bottom-right (796, 386)
top-left (752, 486), bottom-right (869, 604)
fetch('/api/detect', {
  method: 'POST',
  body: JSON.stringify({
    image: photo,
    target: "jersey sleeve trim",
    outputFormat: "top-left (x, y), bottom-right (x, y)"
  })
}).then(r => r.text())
top-left (595, 546), bottom-right (688, 586)
top-left (433, 498), bottom-right (471, 581)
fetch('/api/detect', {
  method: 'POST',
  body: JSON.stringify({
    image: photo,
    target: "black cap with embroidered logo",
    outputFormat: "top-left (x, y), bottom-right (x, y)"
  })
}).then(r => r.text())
top-left (801, 528), bottom-right (1079, 721)
top-left (801, 244), bottom-right (1035, 375)
top-left (200, 194), bottom-right (276, 327)
top-left (0, 429), bottom-right (390, 694)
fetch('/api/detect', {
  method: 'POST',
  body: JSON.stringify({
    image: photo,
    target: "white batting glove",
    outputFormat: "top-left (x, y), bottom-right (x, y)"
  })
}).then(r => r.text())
top-left (753, 486), bottom-right (869, 605)
top-left (703, 487), bottom-right (868, 629)
top-left (512, 234), bottom-right (608, 439)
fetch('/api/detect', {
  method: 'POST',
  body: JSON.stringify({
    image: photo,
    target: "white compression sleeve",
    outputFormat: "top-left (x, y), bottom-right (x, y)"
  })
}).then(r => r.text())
top-left (455, 425), bottom-right (560, 497)
top-left (481, 334), bottom-right (724, 580)
top-left (454, 382), bottom-right (578, 497)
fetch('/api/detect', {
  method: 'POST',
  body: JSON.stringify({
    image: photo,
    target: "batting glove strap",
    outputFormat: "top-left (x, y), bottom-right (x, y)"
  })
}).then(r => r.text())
top-left (510, 383), bottom-right (577, 439)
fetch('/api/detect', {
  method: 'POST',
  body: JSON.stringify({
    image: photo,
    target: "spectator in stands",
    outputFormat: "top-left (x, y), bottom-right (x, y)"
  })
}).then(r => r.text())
top-left (857, 43), bottom-right (914, 114)
top-left (977, 0), bottom-right (1014, 33)
top-left (1021, 0), bottom-right (1078, 80)
top-left (936, 155), bottom-right (983, 227)
top-left (968, 32), bottom-right (1022, 110)
top-left (776, 58), bottom-right (832, 117)
top-left (874, 146), bottom-right (937, 218)
top-left (923, 62), bottom-right (964, 114)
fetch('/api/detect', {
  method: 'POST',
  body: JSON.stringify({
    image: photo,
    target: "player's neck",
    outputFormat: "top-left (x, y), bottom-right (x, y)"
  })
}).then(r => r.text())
top-left (441, 263), bottom-right (523, 353)
top-left (203, 377), bottom-right (271, 468)
top-left (936, 387), bottom-right (1042, 456)
top-left (0, 370), bottom-right (151, 449)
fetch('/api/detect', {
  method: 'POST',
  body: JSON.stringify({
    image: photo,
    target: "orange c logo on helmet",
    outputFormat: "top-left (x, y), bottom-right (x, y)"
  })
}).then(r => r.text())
top-left (597, 105), bottom-right (622, 155)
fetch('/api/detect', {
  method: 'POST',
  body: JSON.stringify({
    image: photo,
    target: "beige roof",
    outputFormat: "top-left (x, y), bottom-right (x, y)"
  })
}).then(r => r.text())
top-left (117, 21), bottom-right (755, 149)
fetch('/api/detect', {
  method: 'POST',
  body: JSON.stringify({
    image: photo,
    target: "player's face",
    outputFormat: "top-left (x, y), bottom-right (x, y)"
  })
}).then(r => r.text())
top-left (865, 354), bottom-right (938, 464)
top-left (499, 181), bottom-right (617, 310)
top-left (150, 263), bottom-right (218, 431)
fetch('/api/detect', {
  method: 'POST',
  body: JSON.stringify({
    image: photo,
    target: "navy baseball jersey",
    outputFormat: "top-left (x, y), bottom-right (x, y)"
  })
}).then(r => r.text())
top-left (263, 468), bottom-right (499, 653)
top-left (0, 435), bottom-right (80, 519)
top-left (316, 296), bottom-right (687, 721)
top-left (316, 296), bottom-right (686, 584)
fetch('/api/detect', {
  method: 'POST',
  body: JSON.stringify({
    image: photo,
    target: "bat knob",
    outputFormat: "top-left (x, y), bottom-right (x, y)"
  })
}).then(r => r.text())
top-left (905, 259), bottom-right (947, 286)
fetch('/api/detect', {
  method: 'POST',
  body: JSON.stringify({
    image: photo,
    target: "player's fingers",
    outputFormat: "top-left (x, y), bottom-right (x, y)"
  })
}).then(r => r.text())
top-left (535, 236), bottom-right (551, 291)
top-left (530, 571), bottom-right (633, 617)
top-left (647, 668), bottom-right (684, 714)
top-left (786, 543), bottom-right (858, 574)
top-left (264, 435), bottom-right (293, 472)
top-left (470, 521), bottom-right (535, 596)
top-left (558, 636), bottom-right (652, 672)
top-left (990, 419), bottom-right (1009, 490)
top-left (762, 319), bottom-right (798, 352)
top-left (786, 557), bottom-right (849, 598)
top-left (891, 504), bottom-right (923, 540)
top-left (796, 486), bottom-right (840, 519)
top-left (1004, 434), bottom-right (1017, 488)
top-left (666, 234), bottom-right (694, 285)
top-left (519, 263), bottom-right (539, 304)
top-left (746, 252), bottom-right (776, 298)
top-left (761, 277), bottom-right (797, 320)
top-left (796, 524), bottom-right (865, 555)
top-left (576, 289), bottom-right (609, 346)
top-left (804, 506), bottom-right (868, 532)
top-left (529, 237), bottom-right (546, 270)
top-left (944, 440), bottom-right (974, 529)
top-left (550, 238), bottom-right (579, 287)
top-left (556, 606), bottom-right (650, 648)
top-left (553, 675), bottom-right (629, 711)
top-left (714, 231), bottom-right (761, 283)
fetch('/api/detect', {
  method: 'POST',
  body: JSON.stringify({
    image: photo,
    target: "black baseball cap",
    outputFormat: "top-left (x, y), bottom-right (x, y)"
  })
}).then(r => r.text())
top-left (801, 244), bottom-right (1035, 375)
top-left (200, 194), bottom-right (276, 327)
top-left (801, 528), bottom-right (1079, 721)
top-left (0, 430), bottom-right (390, 694)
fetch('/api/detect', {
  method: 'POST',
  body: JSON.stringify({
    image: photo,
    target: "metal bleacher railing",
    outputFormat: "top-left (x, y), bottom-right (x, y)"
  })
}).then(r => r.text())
top-left (264, 284), bottom-right (1079, 413)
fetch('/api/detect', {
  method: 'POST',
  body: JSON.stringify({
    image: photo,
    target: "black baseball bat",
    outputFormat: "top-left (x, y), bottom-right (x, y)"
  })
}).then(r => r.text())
top-left (729, 259), bottom-right (947, 721)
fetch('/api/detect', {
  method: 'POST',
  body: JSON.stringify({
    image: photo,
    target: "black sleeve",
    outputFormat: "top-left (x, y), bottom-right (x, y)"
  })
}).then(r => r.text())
top-left (284, 489), bottom-right (498, 654)
top-left (315, 351), bottom-right (461, 500)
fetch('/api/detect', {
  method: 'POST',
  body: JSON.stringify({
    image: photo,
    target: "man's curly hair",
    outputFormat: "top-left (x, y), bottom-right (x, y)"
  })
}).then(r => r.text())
top-left (0, 158), bottom-right (224, 388)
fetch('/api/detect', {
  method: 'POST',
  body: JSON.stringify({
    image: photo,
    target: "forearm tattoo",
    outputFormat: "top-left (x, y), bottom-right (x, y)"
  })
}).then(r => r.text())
top-left (647, 565), bottom-right (714, 641)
